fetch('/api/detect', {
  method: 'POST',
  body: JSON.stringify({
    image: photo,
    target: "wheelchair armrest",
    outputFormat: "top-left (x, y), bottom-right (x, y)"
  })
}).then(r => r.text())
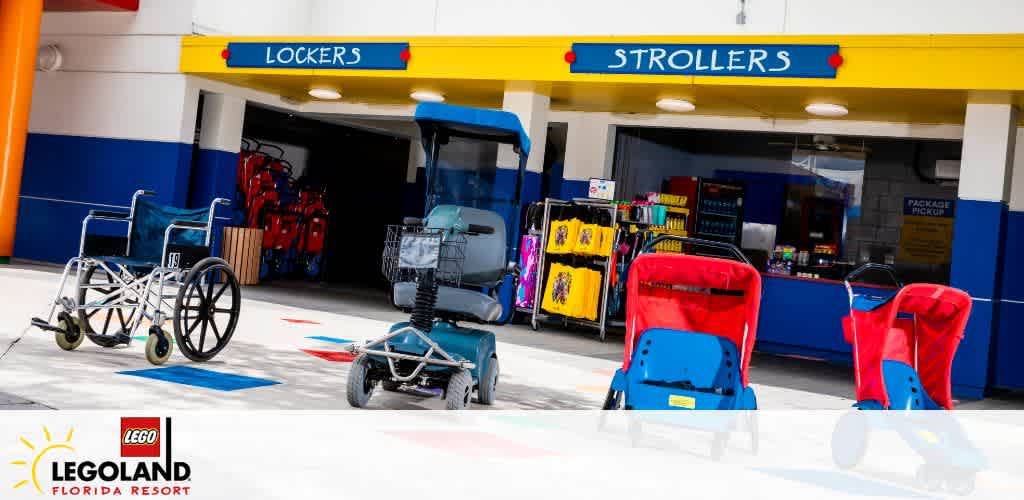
top-left (88, 210), bottom-right (129, 220)
top-left (169, 220), bottom-right (208, 229)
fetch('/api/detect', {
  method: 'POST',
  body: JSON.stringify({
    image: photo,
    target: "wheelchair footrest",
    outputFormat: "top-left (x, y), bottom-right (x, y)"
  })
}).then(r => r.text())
top-left (30, 317), bottom-right (64, 333)
top-left (87, 331), bottom-right (132, 346)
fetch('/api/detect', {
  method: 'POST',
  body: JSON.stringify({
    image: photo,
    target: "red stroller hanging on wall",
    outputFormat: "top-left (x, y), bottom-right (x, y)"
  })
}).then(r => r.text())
top-left (841, 264), bottom-right (971, 410)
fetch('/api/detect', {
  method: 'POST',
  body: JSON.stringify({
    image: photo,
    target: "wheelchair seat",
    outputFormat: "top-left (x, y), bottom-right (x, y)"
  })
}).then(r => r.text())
top-left (392, 282), bottom-right (502, 323)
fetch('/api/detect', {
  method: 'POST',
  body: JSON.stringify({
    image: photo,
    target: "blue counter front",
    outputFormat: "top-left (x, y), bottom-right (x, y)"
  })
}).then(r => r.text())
top-left (755, 274), bottom-right (859, 364)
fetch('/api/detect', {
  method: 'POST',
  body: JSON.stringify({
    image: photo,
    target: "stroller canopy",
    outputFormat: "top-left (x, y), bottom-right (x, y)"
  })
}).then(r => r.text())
top-left (415, 102), bottom-right (531, 156)
top-left (623, 253), bottom-right (762, 387)
top-left (846, 283), bottom-right (971, 409)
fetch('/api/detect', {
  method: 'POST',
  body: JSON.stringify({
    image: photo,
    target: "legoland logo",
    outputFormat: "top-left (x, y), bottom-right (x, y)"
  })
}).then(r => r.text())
top-left (10, 418), bottom-right (191, 496)
top-left (120, 418), bottom-right (160, 458)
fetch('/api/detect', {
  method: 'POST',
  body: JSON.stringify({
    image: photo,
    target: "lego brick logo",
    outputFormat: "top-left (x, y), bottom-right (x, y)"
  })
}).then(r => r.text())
top-left (121, 417), bottom-right (161, 457)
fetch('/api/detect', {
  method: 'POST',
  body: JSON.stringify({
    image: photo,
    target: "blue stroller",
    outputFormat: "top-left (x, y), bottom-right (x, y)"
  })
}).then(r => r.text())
top-left (345, 103), bottom-right (529, 409)
top-left (602, 237), bottom-right (761, 458)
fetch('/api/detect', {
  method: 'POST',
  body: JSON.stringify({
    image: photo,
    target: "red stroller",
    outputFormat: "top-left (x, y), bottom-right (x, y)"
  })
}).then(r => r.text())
top-left (841, 264), bottom-right (971, 410)
top-left (834, 264), bottom-right (984, 494)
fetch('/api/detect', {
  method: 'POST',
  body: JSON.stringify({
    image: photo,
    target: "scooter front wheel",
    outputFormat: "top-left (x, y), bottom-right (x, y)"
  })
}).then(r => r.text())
top-left (346, 354), bottom-right (375, 408)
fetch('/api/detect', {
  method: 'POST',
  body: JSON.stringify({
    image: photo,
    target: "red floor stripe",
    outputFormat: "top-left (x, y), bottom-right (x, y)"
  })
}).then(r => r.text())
top-left (283, 318), bottom-right (321, 324)
top-left (301, 349), bottom-right (356, 362)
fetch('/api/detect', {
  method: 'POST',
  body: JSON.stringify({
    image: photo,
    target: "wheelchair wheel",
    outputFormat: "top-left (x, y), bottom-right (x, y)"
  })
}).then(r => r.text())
top-left (77, 265), bottom-right (137, 347)
top-left (173, 257), bottom-right (240, 362)
top-left (145, 326), bottom-right (173, 365)
top-left (54, 312), bottom-right (84, 351)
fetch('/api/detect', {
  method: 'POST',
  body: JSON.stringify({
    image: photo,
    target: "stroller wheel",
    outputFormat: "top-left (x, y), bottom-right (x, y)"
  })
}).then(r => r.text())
top-left (946, 472), bottom-right (975, 496)
top-left (346, 354), bottom-right (375, 408)
top-left (628, 417), bottom-right (642, 447)
top-left (445, 369), bottom-right (473, 410)
top-left (831, 411), bottom-right (869, 469)
top-left (475, 356), bottom-right (499, 405)
top-left (747, 411), bottom-right (760, 455)
top-left (711, 431), bottom-right (729, 461)
top-left (54, 313), bottom-right (84, 351)
top-left (916, 464), bottom-right (943, 492)
top-left (145, 327), bottom-right (173, 366)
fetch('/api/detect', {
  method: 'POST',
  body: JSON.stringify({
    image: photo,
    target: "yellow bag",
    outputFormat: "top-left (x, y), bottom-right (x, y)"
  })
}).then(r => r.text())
top-left (596, 226), bottom-right (615, 257)
top-left (541, 263), bottom-right (574, 315)
top-left (583, 269), bottom-right (602, 321)
top-left (547, 219), bottom-right (580, 254)
top-left (575, 223), bottom-right (601, 255)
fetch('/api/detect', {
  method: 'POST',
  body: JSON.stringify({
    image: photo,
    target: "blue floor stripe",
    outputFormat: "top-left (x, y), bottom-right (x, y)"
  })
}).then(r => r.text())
top-left (305, 336), bottom-right (353, 344)
top-left (118, 366), bottom-right (281, 391)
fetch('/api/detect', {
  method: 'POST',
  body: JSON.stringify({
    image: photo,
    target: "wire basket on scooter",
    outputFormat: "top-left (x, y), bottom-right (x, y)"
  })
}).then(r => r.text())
top-left (382, 225), bottom-right (467, 287)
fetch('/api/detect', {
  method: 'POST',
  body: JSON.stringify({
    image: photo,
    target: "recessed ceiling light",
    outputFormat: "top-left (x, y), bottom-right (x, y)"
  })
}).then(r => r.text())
top-left (656, 98), bottom-right (695, 113)
top-left (805, 103), bottom-right (848, 117)
top-left (410, 90), bottom-right (445, 103)
top-left (308, 87), bottom-right (341, 100)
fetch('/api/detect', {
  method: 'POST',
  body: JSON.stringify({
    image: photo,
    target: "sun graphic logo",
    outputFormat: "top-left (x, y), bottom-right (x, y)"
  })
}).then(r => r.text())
top-left (10, 426), bottom-right (76, 494)
top-left (8, 418), bottom-right (192, 497)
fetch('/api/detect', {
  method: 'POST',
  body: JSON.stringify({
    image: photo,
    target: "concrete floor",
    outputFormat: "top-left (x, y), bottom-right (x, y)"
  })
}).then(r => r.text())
top-left (1, 261), bottom-right (1021, 410)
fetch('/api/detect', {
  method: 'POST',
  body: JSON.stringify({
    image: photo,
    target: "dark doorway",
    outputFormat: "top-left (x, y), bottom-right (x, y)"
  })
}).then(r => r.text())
top-left (242, 105), bottom-right (411, 289)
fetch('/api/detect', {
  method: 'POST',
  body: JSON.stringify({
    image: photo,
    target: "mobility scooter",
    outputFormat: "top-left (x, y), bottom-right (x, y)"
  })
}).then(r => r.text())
top-left (345, 102), bottom-right (530, 409)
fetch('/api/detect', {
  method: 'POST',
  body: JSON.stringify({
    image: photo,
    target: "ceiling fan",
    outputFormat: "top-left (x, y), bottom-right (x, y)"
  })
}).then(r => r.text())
top-left (768, 135), bottom-right (871, 154)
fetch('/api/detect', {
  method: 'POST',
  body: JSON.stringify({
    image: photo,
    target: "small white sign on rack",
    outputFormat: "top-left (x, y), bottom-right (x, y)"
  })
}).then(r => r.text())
top-left (588, 178), bottom-right (616, 200)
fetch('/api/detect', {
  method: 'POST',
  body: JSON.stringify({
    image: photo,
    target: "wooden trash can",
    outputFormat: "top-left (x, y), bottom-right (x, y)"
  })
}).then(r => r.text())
top-left (221, 227), bottom-right (263, 285)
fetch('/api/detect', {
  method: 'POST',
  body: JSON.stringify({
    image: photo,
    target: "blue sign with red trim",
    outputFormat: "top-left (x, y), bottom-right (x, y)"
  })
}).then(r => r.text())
top-left (226, 42), bottom-right (409, 70)
top-left (568, 43), bottom-right (841, 78)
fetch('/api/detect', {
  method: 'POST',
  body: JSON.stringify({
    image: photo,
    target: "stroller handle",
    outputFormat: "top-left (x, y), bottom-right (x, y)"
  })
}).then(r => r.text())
top-left (641, 235), bottom-right (752, 266)
top-left (844, 263), bottom-right (903, 288)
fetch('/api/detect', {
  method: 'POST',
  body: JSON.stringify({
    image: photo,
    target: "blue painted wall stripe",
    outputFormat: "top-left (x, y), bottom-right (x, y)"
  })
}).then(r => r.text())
top-left (16, 133), bottom-right (197, 263)
top-left (949, 198), bottom-right (1007, 397)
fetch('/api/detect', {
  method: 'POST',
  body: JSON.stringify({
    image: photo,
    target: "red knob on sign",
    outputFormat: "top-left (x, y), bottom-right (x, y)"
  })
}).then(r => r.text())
top-left (400, 49), bottom-right (411, 62)
top-left (221, 48), bottom-right (231, 60)
top-left (828, 53), bottom-right (844, 69)
top-left (564, 50), bottom-right (577, 64)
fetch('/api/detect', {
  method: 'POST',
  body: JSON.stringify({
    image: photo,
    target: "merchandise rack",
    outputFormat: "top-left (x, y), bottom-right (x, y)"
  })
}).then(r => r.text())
top-left (529, 198), bottom-right (618, 340)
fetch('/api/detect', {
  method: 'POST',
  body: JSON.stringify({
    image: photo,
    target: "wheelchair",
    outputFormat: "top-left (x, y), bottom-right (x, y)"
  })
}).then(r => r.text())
top-left (345, 205), bottom-right (504, 409)
top-left (31, 190), bottom-right (241, 365)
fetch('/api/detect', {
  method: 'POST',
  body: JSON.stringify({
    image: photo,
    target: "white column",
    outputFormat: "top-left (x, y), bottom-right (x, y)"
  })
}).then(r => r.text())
top-left (564, 112), bottom-right (615, 181)
top-left (958, 102), bottom-right (1017, 204)
top-left (498, 89), bottom-right (549, 172)
top-left (407, 139), bottom-right (424, 183)
top-left (198, 92), bottom-right (246, 153)
top-left (1009, 127), bottom-right (1024, 212)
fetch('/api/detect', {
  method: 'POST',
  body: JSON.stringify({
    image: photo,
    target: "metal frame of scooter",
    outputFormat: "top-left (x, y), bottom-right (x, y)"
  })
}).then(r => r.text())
top-left (347, 325), bottom-right (476, 383)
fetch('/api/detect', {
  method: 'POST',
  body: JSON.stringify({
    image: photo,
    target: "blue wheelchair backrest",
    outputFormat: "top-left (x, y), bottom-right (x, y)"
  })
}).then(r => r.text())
top-left (630, 328), bottom-right (741, 392)
top-left (424, 205), bottom-right (506, 288)
top-left (130, 199), bottom-right (210, 264)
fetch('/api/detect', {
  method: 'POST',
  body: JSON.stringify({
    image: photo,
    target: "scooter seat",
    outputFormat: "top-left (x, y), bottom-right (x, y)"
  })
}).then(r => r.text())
top-left (393, 282), bottom-right (502, 323)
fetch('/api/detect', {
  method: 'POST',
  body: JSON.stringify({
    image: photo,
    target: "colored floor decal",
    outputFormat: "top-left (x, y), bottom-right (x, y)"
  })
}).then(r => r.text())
top-left (305, 336), bottom-right (352, 344)
top-left (752, 468), bottom-right (932, 498)
top-left (575, 384), bottom-right (609, 395)
top-left (385, 430), bottom-right (556, 458)
top-left (117, 366), bottom-right (281, 391)
top-left (132, 336), bottom-right (174, 344)
top-left (301, 349), bottom-right (356, 363)
top-left (283, 318), bottom-right (321, 324)
top-left (592, 368), bottom-right (616, 377)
